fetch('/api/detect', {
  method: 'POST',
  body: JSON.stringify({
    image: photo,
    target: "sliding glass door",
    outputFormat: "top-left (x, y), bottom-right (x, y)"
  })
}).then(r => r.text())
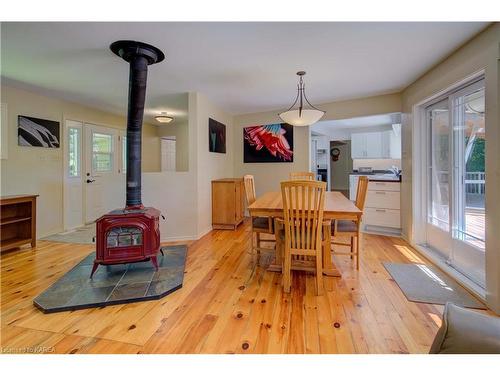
top-left (425, 79), bottom-right (485, 287)
top-left (427, 99), bottom-right (452, 258)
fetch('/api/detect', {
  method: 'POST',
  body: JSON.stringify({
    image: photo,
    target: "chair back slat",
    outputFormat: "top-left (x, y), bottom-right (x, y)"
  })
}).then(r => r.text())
top-left (243, 175), bottom-right (257, 206)
top-left (289, 171), bottom-right (315, 181)
top-left (355, 176), bottom-right (369, 211)
top-left (281, 180), bottom-right (326, 253)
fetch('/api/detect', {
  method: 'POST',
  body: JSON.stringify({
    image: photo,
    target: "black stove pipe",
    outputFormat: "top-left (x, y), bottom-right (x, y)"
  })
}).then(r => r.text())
top-left (110, 41), bottom-right (165, 209)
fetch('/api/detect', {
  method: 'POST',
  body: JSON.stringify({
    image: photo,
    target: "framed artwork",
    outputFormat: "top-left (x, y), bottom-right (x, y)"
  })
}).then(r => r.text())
top-left (209, 118), bottom-right (226, 154)
top-left (243, 123), bottom-right (293, 163)
top-left (18, 115), bottom-right (60, 148)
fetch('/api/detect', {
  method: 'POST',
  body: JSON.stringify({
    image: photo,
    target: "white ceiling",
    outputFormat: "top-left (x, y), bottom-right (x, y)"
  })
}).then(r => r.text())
top-left (1, 22), bottom-right (489, 121)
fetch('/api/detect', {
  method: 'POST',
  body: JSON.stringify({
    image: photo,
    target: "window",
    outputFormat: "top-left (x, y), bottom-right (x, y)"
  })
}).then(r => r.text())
top-left (122, 135), bottom-right (127, 173)
top-left (427, 99), bottom-right (450, 231)
top-left (68, 127), bottom-right (81, 177)
top-left (92, 132), bottom-right (113, 173)
top-left (453, 85), bottom-right (485, 248)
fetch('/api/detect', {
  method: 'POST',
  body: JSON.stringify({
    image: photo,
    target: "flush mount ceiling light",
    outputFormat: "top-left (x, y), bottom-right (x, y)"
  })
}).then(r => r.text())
top-left (155, 112), bottom-right (174, 124)
top-left (279, 71), bottom-right (326, 127)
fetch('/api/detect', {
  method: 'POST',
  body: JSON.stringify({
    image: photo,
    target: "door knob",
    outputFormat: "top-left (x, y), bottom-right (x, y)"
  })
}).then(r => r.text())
top-left (86, 179), bottom-right (96, 183)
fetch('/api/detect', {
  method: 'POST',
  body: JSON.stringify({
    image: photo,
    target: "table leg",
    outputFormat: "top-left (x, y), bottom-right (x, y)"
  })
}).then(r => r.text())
top-left (267, 219), bottom-right (282, 272)
top-left (322, 222), bottom-right (341, 277)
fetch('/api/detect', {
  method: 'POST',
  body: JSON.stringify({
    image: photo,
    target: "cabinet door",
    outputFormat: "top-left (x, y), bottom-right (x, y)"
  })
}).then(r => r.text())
top-left (380, 131), bottom-right (391, 158)
top-left (351, 133), bottom-right (366, 158)
top-left (212, 182), bottom-right (235, 225)
top-left (234, 181), bottom-right (243, 222)
top-left (390, 129), bottom-right (401, 159)
top-left (365, 132), bottom-right (383, 158)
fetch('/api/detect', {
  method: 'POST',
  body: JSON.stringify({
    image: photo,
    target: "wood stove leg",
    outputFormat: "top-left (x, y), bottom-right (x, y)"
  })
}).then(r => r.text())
top-left (151, 256), bottom-right (159, 271)
top-left (90, 262), bottom-right (99, 278)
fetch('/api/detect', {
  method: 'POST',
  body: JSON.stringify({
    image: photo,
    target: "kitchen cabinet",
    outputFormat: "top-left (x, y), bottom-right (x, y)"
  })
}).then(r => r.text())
top-left (351, 128), bottom-right (400, 159)
top-left (363, 180), bottom-right (401, 231)
top-left (351, 133), bottom-right (366, 158)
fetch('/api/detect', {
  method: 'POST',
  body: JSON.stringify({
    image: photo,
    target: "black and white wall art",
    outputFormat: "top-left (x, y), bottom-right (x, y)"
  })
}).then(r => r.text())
top-left (18, 115), bottom-right (60, 148)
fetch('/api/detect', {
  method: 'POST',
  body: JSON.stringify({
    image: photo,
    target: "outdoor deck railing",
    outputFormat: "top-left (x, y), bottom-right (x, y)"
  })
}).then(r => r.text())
top-left (465, 172), bottom-right (485, 194)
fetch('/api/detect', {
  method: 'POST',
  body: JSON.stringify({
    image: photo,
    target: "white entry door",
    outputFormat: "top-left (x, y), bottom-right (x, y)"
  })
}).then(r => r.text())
top-left (63, 120), bottom-right (84, 230)
top-left (84, 124), bottom-right (123, 223)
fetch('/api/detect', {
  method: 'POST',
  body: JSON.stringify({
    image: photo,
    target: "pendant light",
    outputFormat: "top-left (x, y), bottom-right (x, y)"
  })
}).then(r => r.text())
top-left (279, 71), bottom-right (325, 126)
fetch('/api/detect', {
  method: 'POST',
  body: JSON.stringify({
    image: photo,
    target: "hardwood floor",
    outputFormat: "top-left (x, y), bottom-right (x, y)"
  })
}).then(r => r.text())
top-left (1, 219), bottom-right (447, 354)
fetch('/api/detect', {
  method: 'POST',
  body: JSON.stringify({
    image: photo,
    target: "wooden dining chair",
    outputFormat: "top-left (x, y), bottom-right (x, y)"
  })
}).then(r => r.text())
top-left (289, 171), bottom-right (315, 181)
top-left (243, 175), bottom-right (274, 254)
top-left (331, 176), bottom-right (368, 269)
top-left (279, 180), bottom-right (326, 295)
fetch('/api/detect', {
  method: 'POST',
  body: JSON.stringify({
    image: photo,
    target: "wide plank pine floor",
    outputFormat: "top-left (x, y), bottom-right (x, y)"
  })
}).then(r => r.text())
top-left (1, 219), bottom-right (446, 354)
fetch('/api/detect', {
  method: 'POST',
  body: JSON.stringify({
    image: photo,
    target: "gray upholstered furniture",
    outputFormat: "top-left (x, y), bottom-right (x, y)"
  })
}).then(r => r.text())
top-left (429, 302), bottom-right (500, 354)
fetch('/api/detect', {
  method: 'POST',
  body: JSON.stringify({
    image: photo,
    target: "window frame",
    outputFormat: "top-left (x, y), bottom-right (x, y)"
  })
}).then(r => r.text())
top-left (91, 131), bottom-right (114, 174)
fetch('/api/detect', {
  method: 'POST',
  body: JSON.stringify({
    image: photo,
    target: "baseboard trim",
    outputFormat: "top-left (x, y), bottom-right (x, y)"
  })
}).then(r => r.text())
top-left (160, 235), bottom-right (197, 242)
top-left (196, 227), bottom-right (213, 240)
top-left (160, 227), bottom-right (213, 243)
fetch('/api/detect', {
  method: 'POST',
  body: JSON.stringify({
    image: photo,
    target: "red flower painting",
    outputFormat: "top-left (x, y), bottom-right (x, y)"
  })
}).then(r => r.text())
top-left (244, 123), bottom-right (293, 163)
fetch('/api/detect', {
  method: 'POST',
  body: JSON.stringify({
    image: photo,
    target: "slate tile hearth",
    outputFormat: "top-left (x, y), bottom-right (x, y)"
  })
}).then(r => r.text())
top-left (34, 245), bottom-right (187, 313)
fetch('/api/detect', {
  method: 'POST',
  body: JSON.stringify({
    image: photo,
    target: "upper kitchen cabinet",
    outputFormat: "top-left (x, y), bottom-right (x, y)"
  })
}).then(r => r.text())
top-left (351, 125), bottom-right (401, 159)
top-left (389, 124), bottom-right (401, 159)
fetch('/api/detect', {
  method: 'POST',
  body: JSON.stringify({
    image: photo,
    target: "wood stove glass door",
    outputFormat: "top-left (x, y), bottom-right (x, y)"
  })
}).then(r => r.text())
top-left (84, 124), bottom-right (123, 223)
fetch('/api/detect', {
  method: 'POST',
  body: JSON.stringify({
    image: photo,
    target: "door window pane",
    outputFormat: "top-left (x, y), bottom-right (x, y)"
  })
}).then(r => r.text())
top-left (68, 127), bottom-right (80, 177)
top-left (454, 87), bottom-right (485, 249)
top-left (427, 99), bottom-right (450, 231)
top-left (92, 132), bottom-right (113, 172)
top-left (122, 135), bottom-right (127, 173)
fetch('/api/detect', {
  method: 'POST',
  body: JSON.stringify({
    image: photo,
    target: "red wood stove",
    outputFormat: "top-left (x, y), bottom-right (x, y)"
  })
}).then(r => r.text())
top-left (91, 40), bottom-right (165, 278)
top-left (91, 207), bottom-right (161, 277)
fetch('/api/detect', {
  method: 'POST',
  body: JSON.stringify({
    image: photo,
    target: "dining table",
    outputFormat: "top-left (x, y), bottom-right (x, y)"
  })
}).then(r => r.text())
top-left (248, 191), bottom-right (362, 277)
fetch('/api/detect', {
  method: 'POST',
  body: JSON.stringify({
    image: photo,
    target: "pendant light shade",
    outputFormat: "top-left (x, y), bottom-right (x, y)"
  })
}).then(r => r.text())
top-left (279, 71), bottom-right (325, 127)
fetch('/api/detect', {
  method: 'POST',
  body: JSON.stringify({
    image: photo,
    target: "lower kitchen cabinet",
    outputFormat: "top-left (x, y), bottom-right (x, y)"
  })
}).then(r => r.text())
top-left (363, 180), bottom-right (401, 234)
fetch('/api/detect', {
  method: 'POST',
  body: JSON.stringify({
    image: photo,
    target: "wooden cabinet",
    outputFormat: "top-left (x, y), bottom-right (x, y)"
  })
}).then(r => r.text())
top-left (212, 178), bottom-right (244, 230)
top-left (1, 195), bottom-right (38, 252)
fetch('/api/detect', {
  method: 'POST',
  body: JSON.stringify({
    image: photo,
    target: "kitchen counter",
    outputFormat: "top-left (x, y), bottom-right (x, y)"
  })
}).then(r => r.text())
top-left (349, 172), bottom-right (401, 182)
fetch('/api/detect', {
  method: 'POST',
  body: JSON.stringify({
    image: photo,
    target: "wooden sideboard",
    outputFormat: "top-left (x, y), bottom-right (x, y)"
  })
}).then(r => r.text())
top-left (1, 194), bottom-right (38, 252)
top-left (212, 178), bottom-right (244, 230)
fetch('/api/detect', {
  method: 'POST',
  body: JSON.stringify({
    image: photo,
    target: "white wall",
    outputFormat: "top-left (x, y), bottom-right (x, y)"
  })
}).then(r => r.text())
top-left (401, 23), bottom-right (500, 313)
top-left (142, 172), bottom-right (198, 241)
top-left (233, 93), bottom-right (402, 197)
top-left (234, 111), bottom-right (310, 196)
top-left (193, 92), bottom-right (235, 236)
top-left (0, 86), bottom-right (235, 242)
top-left (0, 85), bottom-right (158, 237)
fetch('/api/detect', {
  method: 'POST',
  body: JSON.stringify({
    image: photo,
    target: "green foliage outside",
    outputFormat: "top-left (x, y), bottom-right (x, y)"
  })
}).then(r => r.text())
top-left (466, 137), bottom-right (485, 172)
